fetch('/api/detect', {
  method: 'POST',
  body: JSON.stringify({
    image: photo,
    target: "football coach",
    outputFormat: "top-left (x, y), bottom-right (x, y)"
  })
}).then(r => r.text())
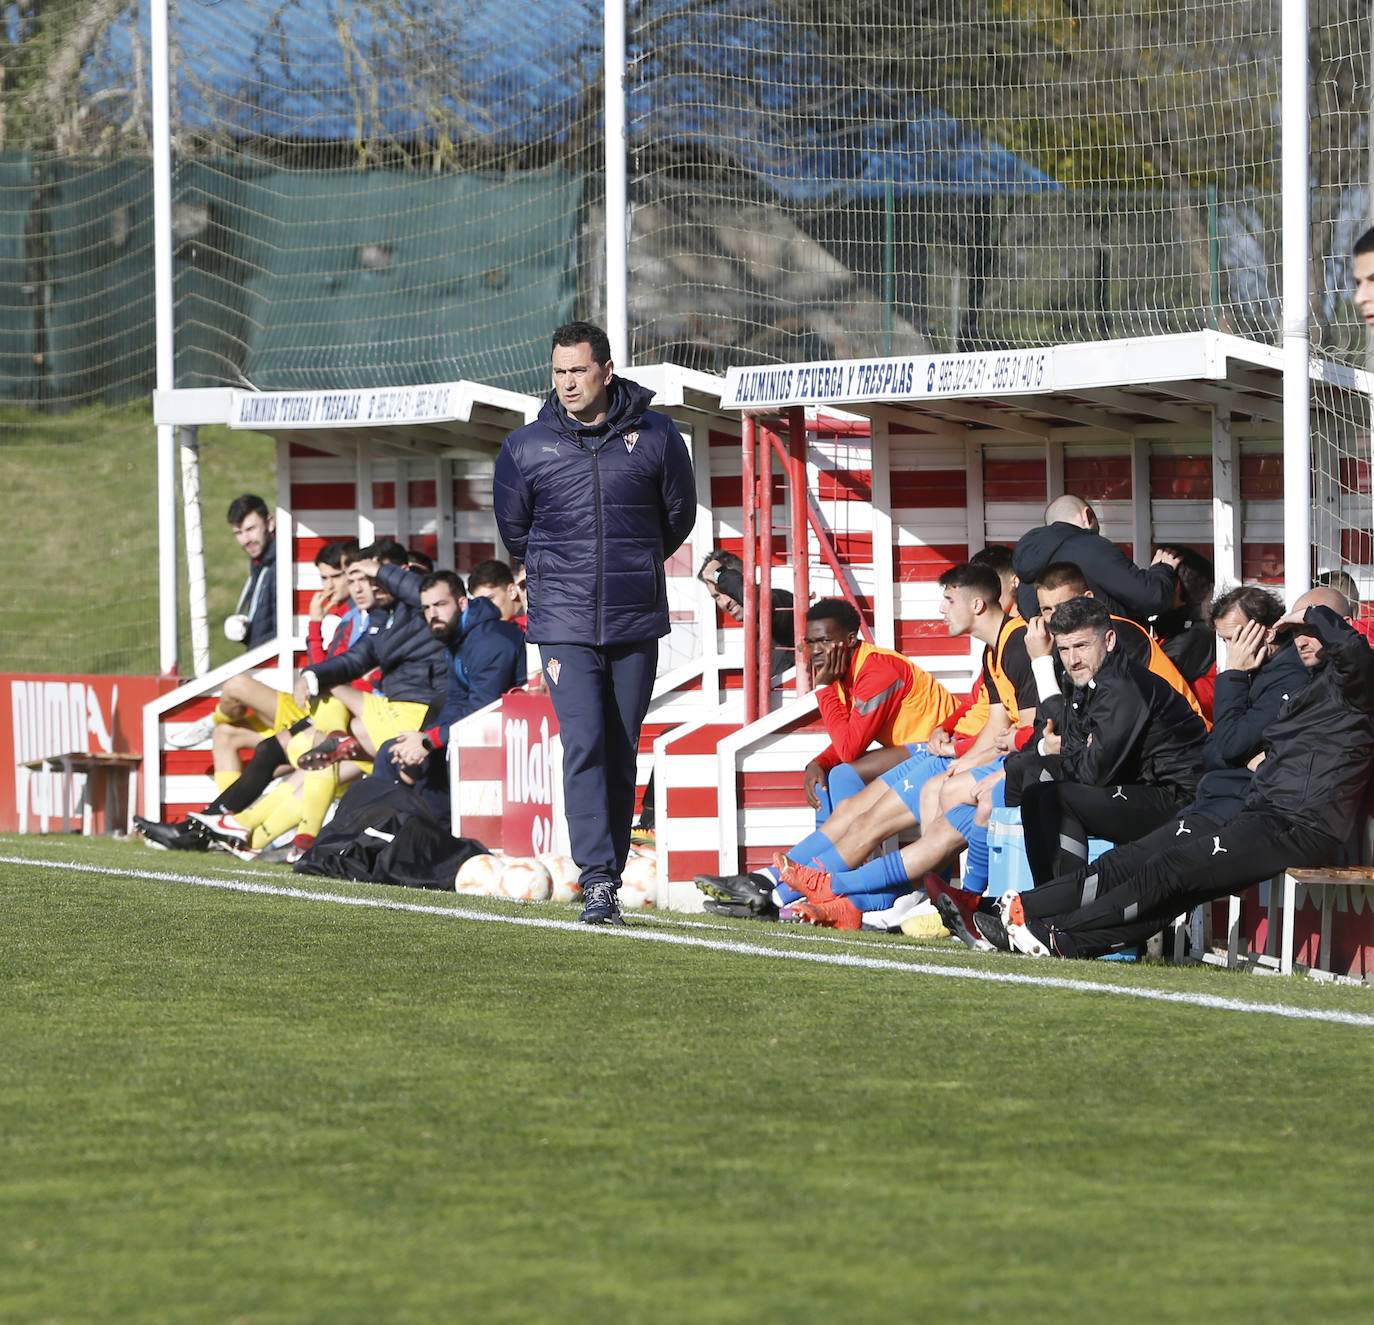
top-left (494, 322), bottom-right (696, 925)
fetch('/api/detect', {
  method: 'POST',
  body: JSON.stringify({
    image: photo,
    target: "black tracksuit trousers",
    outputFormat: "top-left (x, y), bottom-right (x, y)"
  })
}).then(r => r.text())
top-left (1005, 751), bottom-right (1186, 885)
top-left (1019, 809), bottom-right (1341, 958)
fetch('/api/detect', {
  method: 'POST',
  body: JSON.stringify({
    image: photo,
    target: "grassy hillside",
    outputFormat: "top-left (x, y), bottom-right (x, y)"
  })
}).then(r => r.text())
top-left (0, 404), bottom-right (275, 676)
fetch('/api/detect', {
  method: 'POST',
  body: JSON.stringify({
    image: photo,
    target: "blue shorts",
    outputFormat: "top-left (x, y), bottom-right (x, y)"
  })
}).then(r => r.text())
top-left (879, 750), bottom-right (953, 817)
top-left (967, 756), bottom-right (1005, 784)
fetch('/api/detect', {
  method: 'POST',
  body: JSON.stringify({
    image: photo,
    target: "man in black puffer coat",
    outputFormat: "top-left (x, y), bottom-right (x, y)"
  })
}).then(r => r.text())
top-left (1013, 493), bottom-right (1179, 625)
top-left (1004, 596), bottom-right (1207, 885)
top-left (494, 322), bottom-right (696, 925)
top-left (998, 587), bottom-right (1374, 959)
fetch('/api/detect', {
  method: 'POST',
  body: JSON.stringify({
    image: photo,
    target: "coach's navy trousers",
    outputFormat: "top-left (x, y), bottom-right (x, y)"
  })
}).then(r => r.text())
top-left (541, 639), bottom-right (657, 888)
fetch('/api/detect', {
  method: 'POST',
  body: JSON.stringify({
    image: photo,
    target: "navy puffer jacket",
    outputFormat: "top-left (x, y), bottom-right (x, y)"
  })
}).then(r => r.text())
top-left (493, 375), bottom-right (697, 645)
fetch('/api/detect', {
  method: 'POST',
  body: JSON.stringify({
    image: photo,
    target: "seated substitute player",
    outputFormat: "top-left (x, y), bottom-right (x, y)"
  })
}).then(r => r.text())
top-left (1033, 562), bottom-right (1207, 723)
top-left (695, 563), bottom-right (1037, 927)
top-left (369, 564), bottom-right (526, 825)
top-left (1190, 584), bottom-right (1310, 827)
top-left (739, 547), bottom-right (1016, 855)
top-left (178, 540), bottom-right (449, 859)
top-left (134, 538), bottom-right (374, 853)
top-left (796, 597), bottom-right (958, 820)
top-left (290, 545), bottom-right (450, 771)
top-left (465, 557), bottom-right (528, 624)
top-left (1003, 595), bottom-right (1207, 884)
top-left (939, 586), bottom-right (1374, 958)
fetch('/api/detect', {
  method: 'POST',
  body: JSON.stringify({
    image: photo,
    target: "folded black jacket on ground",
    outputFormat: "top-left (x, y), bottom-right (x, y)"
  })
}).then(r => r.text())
top-left (293, 778), bottom-right (488, 890)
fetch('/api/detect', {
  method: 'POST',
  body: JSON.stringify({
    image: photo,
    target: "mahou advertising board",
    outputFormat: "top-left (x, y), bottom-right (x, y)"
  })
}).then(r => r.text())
top-left (2, 674), bottom-right (175, 833)
top-left (499, 689), bottom-right (557, 857)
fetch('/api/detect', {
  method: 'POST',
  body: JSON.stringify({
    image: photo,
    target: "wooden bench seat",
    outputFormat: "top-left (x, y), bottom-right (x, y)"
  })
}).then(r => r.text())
top-left (1195, 867), bottom-right (1374, 978)
top-left (16, 751), bottom-right (142, 836)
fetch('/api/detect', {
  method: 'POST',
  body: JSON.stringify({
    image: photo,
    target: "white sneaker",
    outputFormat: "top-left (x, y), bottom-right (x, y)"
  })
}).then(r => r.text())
top-left (861, 891), bottom-right (930, 932)
top-left (998, 889), bottom-right (1050, 957)
top-left (208, 837), bottom-right (259, 862)
top-left (165, 715), bottom-right (217, 748)
top-left (186, 810), bottom-right (250, 846)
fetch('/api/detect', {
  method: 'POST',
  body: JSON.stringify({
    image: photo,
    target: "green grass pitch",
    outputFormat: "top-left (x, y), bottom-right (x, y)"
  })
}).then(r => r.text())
top-left (4, 832), bottom-right (1374, 1324)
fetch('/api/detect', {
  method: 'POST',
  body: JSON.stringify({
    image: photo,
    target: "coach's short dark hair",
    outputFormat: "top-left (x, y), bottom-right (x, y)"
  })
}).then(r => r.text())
top-left (806, 597), bottom-right (861, 635)
top-left (552, 321), bottom-right (612, 366)
top-left (1355, 226), bottom-right (1374, 257)
top-left (419, 570), bottom-right (466, 599)
top-left (939, 563), bottom-right (1002, 605)
top-left (1209, 584), bottom-right (1284, 628)
top-left (227, 494), bottom-right (269, 525)
top-left (1048, 596), bottom-right (1113, 637)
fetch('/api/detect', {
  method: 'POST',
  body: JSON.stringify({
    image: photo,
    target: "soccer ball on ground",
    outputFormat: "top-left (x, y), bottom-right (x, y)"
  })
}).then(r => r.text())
top-left (539, 853), bottom-right (582, 904)
top-left (497, 856), bottom-right (553, 902)
top-left (619, 852), bottom-right (657, 909)
top-left (454, 852), bottom-right (504, 896)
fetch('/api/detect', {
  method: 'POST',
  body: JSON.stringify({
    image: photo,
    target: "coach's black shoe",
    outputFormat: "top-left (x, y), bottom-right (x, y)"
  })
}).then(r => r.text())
top-left (694, 871), bottom-right (775, 914)
top-left (579, 880), bottom-right (626, 926)
top-left (134, 815), bottom-right (209, 852)
top-left (997, 890), bottom-right (1051, 958)
top-left (703, 897), bottom-right (778, 921)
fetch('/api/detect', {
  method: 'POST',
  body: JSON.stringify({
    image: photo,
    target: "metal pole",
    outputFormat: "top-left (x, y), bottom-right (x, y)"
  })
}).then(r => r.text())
top-left (883, 174), bottom-right (895, 356)
top-left (178, 425), bottom-right (210, 675)
top-left (1281, 0), bottom-right (1311, 606)
top-left (785, 407), bottom-right (810, 695)
top-left (152, 0), bottom-right (177, 674)
top-left (603, 0), bottom-right (629, 367)
top-left (741, 415), bottom-right (759, 725)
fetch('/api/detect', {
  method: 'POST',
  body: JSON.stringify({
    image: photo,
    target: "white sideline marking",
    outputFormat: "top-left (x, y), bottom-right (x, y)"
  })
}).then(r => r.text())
top-left (6, 853), bottom-right (1374, 1029)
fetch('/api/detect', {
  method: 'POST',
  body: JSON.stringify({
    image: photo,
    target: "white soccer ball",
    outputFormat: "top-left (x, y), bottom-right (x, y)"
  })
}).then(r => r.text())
top-left (454, 852), bottom-right (504, 896)
top-left (497, 856), bottom-right (553, 902)
top-left (618, 853), bottom-right (658, 909)
top-left (539, 853), bottom-right (582, 904)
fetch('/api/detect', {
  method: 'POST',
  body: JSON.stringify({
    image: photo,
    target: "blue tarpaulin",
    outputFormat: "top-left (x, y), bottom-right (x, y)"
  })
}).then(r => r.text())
top-left (89, 0), bottom-right (1055, 199)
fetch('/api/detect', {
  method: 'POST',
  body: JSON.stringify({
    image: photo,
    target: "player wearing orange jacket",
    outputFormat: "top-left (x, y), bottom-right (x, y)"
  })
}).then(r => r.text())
top-left (802, 597), bottom-right (958, 812)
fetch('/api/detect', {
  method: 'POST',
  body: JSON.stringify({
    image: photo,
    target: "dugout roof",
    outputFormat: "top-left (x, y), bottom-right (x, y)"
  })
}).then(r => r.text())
top-left (718, 330), bottom-right (1290, 437)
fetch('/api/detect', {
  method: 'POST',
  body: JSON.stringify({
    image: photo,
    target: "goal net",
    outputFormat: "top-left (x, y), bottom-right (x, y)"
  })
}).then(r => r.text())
top-left (0, 1), bottom-right (1370, 670)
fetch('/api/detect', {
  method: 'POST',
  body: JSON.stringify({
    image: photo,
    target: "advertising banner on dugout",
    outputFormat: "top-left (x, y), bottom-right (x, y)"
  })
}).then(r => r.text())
top-left (2, 674), bottom-right (175, 833)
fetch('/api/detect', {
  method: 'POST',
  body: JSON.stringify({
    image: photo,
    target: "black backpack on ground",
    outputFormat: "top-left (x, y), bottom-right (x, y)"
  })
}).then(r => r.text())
top-left (293, 777), bottom-right (488, 890)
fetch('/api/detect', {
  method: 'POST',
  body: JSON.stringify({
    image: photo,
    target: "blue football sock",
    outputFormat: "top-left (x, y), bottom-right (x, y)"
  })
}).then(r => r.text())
top-left (942, 803), bottom-right (983, 892)
top-left (960, 822), bottom-right (991, 896)
top-left (787, 831), bottom-right (848, 876)
top-left (831, 849), bottom-right (909, 898)
top-left (816, 764), bottom-right (866, 827)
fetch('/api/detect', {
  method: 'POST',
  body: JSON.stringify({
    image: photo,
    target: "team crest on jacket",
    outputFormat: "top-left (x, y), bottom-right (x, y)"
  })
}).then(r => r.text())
top-left (546, 658), bottom-right (562, 685)
top-left (623, 430), bottom-right (639, 453)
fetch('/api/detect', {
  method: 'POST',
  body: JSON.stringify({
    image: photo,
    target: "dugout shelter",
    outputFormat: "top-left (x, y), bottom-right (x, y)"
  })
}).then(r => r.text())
top-left (145, 328), bottom-right (1374, 972)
